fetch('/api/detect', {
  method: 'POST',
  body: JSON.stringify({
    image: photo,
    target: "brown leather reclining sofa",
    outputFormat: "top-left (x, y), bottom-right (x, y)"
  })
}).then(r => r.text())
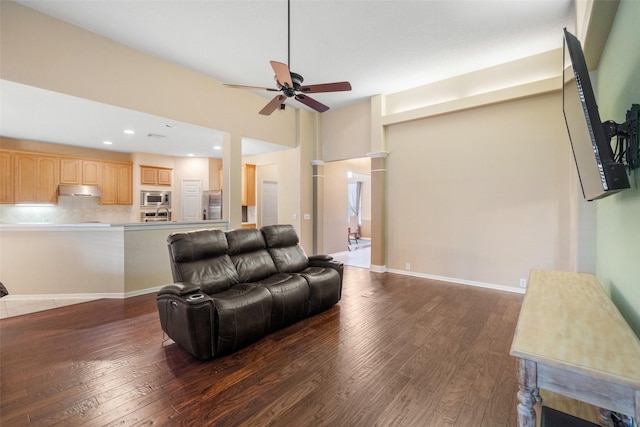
top-left (157, 224), bottom-right (343, 360)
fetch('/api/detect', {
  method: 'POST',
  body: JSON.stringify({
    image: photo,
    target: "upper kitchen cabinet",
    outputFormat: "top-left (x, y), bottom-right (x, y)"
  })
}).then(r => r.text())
top-left (140, 166), bottom-right (172, 186)
top-left (14, 152), bottom-right (59, 204)
top-left (242, 164), bottom-right (256, 206)
top-left (0, 151), bottom-right (14, 204)
top-left (60, 158), bottom-right (101, 186)
top-left (102, 162), bottom-right (133, 205)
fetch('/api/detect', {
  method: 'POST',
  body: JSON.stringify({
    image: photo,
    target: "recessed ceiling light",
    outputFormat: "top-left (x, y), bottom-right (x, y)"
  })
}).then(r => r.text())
top-left (165, 124), bottom-right (176, 128)
top-left (147, 133), bottom-right (165, 138)
top-left (123, 129), bottom-right (135, 135)
top-left (103, 140), bottom-right (113, 145)
top-left (187, 153), bottom-right (194, 157)
top-left (213, 146), bottom-right (222, 150)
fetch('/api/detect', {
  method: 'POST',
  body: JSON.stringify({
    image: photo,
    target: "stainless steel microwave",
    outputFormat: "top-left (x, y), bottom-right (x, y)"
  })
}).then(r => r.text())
top-left (141, 191), bottom-right (171, 207)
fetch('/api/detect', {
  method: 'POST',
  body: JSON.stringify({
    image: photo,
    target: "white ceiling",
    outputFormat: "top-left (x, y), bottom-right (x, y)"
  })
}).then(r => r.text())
top-left (2, 0), bottom-right (575, 158)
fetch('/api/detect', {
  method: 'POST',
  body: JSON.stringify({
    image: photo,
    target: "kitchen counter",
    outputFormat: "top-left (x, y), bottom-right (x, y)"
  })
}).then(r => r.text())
top-left (0, 220), bottom-right (230, 298)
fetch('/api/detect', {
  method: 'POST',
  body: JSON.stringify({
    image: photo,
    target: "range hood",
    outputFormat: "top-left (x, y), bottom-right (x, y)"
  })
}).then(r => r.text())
top-left (58, 185), bottom-right (103, 198)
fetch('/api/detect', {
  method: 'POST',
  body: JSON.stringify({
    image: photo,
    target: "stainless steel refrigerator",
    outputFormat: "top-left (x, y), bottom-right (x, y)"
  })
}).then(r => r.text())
top-left (202, 190), bottom-right (222, 220)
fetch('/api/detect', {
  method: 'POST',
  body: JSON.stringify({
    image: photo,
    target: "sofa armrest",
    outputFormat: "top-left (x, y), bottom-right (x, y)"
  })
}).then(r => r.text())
top-left (156, 290), bottom-right (215, 360)
top-left (309, 254), bottom-right (333, 262)
top-left (308, 257), bottom-right (344, 282)
top-left (308, 256), bottom-right (341, 270)
top-left (158, 282), bottom-right (202, 297)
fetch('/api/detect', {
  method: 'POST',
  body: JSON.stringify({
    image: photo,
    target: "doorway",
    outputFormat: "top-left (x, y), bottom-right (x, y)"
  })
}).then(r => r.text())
top-left (181, 179), bottom-right (202, 221)
top-left (262, 180), bottom-right (278, 226)
top-left (323, 158), bottom-right (371, 268)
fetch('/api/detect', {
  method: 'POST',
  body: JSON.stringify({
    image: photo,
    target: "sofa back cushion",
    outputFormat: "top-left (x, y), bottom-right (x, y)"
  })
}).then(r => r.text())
top-left (261, 224), bottom-right (309, 273)
top-left (167, 229), bottom-right (239, 294)
top-left (226, 228), bottom-right (277, 282)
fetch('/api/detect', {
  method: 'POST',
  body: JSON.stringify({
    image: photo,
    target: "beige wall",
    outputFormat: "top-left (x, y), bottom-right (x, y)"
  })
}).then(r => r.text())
top-left (321, 101), bottom-right (372, 162)
top-left (208, 158), bottom-right (223, 190)
top-left (385, 92), bottom-right (573, 288)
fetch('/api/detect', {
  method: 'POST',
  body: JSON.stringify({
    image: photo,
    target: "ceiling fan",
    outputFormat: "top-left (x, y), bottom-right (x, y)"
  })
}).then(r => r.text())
top-left (223, 0), bottom-right (352, 115)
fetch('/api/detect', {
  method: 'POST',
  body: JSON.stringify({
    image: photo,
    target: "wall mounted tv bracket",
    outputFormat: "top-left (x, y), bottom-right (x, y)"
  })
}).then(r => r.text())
top-left (604, 103), bottom-right (640, 171)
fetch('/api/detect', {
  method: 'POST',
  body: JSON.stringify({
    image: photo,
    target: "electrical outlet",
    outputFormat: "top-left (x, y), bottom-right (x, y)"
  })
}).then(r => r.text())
top-left (405, 263), bottom-right (411, 271)
top-left (303, 214), bottom-right (311, 220)
top-left (519, 278), bottom-right (527, 288)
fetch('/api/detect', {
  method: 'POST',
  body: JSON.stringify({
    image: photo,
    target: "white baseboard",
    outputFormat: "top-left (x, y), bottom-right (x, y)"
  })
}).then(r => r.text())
top-left (384, 268), bottom-right (525, 294)
top-left (369, 264), bottom-right (387, 273)
top-left (3, 286), bottom-right (162, 301)
top-left (125, 286), bottom-right (163, 298)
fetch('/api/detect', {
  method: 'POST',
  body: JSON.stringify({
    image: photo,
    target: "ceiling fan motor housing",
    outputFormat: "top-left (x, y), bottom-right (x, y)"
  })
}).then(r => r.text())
top-left (278, 71), bottom-right (304, 97)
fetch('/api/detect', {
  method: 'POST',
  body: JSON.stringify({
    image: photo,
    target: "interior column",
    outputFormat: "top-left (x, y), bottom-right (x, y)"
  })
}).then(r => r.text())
top-left (222, 133), bottom-right (243, 229)
top-left (368, 151), bottom-right (388, 271)
top-left (311, 160), bottom-right (325, 255)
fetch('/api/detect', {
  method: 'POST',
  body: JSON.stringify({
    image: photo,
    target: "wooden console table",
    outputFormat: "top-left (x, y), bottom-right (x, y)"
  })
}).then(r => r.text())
top-left (510, 270), bottom-right (640, 427)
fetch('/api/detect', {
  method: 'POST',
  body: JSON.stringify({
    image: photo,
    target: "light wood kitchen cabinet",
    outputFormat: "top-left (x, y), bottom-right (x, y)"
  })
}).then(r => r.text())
top-left (140, 165), bottom-right (172, 186)
top-left (242, 164), bottom-right (256, 206)
top-left (14, 152), bottom-right (59, 204)
top-left (157, 168), bottom-right (171, 186)
top-left (218, 164), bottom-right (256, 206)
top-left (0, 151), bottom-right (14, 204)
top-left (60, 158), bottom-right (102, 186)
top-left (102, 162), bottom-right (132, 205)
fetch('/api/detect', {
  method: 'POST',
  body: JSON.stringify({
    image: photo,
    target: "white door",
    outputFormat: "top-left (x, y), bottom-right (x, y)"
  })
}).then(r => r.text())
top-left (262, 181), bottom-right (278, 226)
top-left (181, 179), bottom-right (202, 221)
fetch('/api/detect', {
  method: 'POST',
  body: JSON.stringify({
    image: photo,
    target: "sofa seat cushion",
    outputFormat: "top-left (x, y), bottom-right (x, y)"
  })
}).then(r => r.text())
top-left (253, 274), bottom-right (309, 330)
top-left (298, 267), bottom-right (342, 315)
top-left (213, 285), bottom-right (272, 355)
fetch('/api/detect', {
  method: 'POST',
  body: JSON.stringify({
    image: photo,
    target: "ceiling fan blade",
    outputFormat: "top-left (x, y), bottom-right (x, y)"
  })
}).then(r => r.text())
top-left (224, 84), bottom-right (278, 92)
top-left (259, 94), bottom-right (287, 115)
top-left (299, 81), bottom-right (352, 94)
top-left (295, 94), bottom-right (329, 113)
top-left (270, 61), bottom-right (293, 88)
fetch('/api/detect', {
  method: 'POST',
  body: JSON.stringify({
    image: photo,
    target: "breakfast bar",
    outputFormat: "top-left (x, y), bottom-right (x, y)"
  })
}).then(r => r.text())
top-left (0, 220), bottom-right (229, 297)
top-left (510, 270), bottom-right (640, 427)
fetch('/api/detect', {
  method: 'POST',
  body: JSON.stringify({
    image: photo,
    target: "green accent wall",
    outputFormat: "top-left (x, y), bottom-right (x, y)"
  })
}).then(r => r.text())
top-left (595, 0), bottom-right (640, 337)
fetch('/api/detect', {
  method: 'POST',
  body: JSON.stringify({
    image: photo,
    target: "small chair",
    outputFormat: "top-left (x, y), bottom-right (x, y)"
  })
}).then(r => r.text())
top-left (347, 215), bottom-right (360, 247)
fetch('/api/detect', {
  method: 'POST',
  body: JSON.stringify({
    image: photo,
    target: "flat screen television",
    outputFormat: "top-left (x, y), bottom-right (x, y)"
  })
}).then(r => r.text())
top-left (562, 28), bottom-right (630, 201)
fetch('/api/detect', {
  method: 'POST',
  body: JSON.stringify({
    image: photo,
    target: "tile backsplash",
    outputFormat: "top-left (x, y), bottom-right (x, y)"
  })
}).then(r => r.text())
top-left (0, 197), bottom-right (133, 224)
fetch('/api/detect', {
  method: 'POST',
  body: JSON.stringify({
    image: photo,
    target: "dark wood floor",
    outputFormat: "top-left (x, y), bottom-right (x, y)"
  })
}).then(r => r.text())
top-left (0, 267), bottom-right (523, 426)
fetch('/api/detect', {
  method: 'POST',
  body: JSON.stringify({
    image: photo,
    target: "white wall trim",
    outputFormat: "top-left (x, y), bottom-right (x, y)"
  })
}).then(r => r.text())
top-left (385, 269), bottom-right (525, 294)
top-left (367, 151), bottom-right (390, 159)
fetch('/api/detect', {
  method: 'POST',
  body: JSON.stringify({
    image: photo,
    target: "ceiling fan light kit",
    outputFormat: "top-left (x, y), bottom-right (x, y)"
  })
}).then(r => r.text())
top-left (223, 0), bottom-right (351, 115)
